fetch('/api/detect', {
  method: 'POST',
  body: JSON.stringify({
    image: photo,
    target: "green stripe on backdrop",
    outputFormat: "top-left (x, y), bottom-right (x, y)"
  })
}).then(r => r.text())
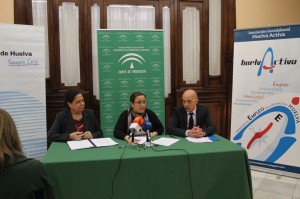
top-left (97, 30), bottom-right (165, 136)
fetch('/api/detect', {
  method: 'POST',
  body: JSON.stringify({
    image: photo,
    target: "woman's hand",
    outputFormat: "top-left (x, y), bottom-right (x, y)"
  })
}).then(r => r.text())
top-left (150, 131), bottom-right (158, 138)
top-left (82, 131), bottom-right (93, 139)
top-left (124, 135), bottom-right (139, 144)
top-left (69, 132), bottom-right (83, 140)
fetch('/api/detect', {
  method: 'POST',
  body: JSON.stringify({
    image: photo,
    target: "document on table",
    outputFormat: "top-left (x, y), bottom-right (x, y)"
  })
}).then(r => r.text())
top-left (67, 138), bottom-right (118, 150)
top-left (186, 137), bottom-right (213, 143)
top-left (67, 139), bottom-right (94, 150)
top-left (90, 138), bottom-right (118, 147)
top-left (135, 136), bottom-right (147, 145)
top-left (152, 137), bottom-right (180, 146)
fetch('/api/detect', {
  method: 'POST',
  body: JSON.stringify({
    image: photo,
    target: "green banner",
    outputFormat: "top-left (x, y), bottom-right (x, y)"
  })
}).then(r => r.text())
top-left (97, 30), bottom-right (165, 136)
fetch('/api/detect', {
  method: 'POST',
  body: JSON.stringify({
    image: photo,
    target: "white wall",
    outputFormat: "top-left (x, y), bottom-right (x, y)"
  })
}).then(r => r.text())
top-left (236, 0), bottom-right (300, 29)
top-left (0, 0), bottom-right (14, 24)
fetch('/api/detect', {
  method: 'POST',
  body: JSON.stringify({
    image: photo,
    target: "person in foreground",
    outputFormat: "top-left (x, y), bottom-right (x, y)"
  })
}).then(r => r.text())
top-left (167, 89), bottom-right (216, 138)
top-left (0, 108), bottom-right (55, 199)
top-left (113, 91), bottom-right (164, 143)
top-left (48, 89), bottom-right (103, 145)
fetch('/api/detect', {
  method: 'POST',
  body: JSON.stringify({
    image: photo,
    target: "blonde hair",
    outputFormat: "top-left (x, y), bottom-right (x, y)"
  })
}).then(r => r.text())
top-left (0, 108), bottom-right (24, 170)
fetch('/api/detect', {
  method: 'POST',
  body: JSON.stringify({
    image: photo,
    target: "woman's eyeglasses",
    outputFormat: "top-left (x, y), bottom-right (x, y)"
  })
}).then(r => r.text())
top-left (133, 101), bottom-right (146, 105)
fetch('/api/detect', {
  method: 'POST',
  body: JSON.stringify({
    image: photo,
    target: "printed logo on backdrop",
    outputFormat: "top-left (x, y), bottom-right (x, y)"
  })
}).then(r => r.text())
top-left (104, 103), bottom-right (113, 112)
top-left (104, 114), bottom-right (113, 122)
top-left (152, 79), bottom-right (161, 86)
top-left (102, 49), bottom-right (112, 56)
top-left (151, 34), bottom-right (160, 41)
top-left (120, 92), bottom-right (129, 100)
top-left (104, 92), bottom-right (113, 100)
top-left (240, 47), bottom-right (298, 76)
top-left (152, 48), bottom-right (160, 55)
top-left (151, 63), bottom-right (161, 71)
top-left (102, 64), bottom-right (112, 72)
top-left (102, 34), bottom-right (111, 41)
top-left (118, 53), bottom-right (145, 69)
top-left (135, 35), bottom-right (144, 41)
top-left (136, 79), bottom-right (146, 87)
top-left (119, 35), bottom-right (128, 42)
top-left (232, 96), bottom-right (299, 163)
top-left (152, 90), bottom-right (161, 98)
top-left (103, 80), bottom-right (113, 88)
top-left (118, 53), bottom-right (146, 74)
top-left (120, 80), bottom-right (129, 88)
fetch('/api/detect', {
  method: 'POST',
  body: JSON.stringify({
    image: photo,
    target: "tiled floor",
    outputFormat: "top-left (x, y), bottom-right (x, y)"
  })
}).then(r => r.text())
top-left (251, 169), bottom-right (300, 199)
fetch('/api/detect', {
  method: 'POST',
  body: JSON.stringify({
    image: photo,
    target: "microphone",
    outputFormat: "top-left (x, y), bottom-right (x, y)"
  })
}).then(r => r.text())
top-left (129, 116), bottom-right (144, 143)
top-left (133, 115), bottom-right (144, 127)
top-left (142, 120), bottom-right (152, 143)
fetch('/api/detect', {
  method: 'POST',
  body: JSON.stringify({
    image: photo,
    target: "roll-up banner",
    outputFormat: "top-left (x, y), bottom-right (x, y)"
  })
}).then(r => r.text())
top-left (231, 24), bottom-right (300, 177)
top-left (0, 24), bottom-right (47, 160)
top-left (97, 30), bottom-right (165, 136)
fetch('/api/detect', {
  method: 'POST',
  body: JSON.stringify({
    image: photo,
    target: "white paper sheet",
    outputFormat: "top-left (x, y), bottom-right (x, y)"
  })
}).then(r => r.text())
top-left (135, 136), bottom-right (147, 144)
top-left (186, 137), bottom-right (213, 143)
top-left (67, 140), bottom-right (94, 150)
top-left (152, 137), bottom-right (180, 146)
top-left (90, 138), bottom-right (118, 147)
top-left (67, 138), bottom-right (118, 150)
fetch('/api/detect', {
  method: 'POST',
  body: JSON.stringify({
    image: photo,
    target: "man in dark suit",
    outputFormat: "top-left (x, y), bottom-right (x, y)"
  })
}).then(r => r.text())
top-left (167, 89), bottom-right (216, 138)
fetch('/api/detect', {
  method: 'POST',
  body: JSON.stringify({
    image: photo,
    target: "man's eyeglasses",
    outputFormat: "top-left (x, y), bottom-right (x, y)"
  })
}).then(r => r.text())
top-left (133, 101), bottom-right (146, 105)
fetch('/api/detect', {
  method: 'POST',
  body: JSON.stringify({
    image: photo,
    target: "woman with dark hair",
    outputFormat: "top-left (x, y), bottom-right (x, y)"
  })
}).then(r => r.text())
top-left (0, 108), bottom-right (55, 198)
top-left (113, 91), bottom-right (164, 143)
top-left (48, 89), bottom-right (103, 145)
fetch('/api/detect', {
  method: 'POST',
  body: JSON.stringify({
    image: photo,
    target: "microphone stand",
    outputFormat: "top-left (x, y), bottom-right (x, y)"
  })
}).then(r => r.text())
top-left (131, 129), bottom-right (135, 143)
top-left (119, 130), bottom-right (140, 151)
top-left (143, 130), bottom-right (153, 149)
top-left (129, 130), bottom-right (141, 151)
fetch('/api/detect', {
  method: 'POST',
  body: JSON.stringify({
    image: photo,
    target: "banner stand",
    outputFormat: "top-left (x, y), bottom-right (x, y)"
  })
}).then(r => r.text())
top-left (231, 24), bottom-right (300, 178)
top-left (0, 24), bottom-right (47, 160)
top-left (97, 30), bottom-right (165, 136)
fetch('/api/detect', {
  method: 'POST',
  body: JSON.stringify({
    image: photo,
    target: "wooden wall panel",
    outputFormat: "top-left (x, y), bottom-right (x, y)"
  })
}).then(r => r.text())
top-left (14, 0), bottom-right (235, 139)
top-left (14, 0), bottom-right (32, 25)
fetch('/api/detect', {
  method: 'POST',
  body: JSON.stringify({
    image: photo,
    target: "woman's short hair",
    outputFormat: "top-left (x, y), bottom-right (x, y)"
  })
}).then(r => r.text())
top-left (129, 91), bottom-right (146, 103)
top-left (0, 108), bottom-right (23, 170)
top-left (64, 89), bottom-right (82, 107)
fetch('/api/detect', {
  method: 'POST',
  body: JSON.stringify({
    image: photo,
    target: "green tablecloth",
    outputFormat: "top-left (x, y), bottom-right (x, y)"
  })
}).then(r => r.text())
top-left (43, 135), bottom-right (253, 199)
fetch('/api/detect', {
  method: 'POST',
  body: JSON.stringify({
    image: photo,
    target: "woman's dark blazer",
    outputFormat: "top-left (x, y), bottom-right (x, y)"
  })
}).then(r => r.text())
top-left (48, 108), bottom-right (103, 144)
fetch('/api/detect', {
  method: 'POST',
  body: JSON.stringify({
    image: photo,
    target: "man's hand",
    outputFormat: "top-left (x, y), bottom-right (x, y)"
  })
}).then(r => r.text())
top-left (188, 126), bottom-right (206, 138)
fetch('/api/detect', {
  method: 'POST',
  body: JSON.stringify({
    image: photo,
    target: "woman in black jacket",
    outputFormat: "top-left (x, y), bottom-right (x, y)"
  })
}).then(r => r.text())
top-left (0, 108), bottom-right (55, 199)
